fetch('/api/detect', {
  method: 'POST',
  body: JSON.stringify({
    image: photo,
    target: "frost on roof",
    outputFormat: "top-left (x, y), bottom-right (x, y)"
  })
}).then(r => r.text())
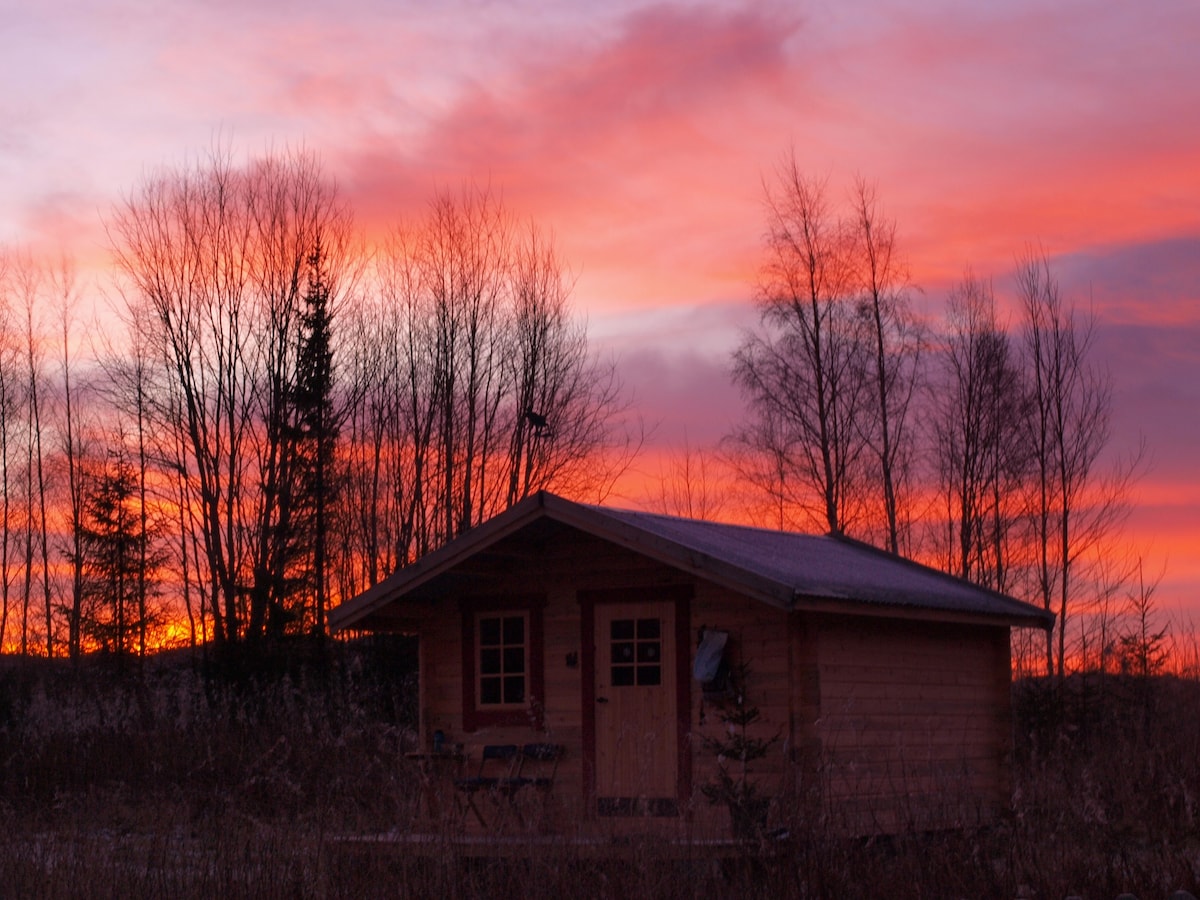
top-left (590, 504), bottom-right (1047, 622)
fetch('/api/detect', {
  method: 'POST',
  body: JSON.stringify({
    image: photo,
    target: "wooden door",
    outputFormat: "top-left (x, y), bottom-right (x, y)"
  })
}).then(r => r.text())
top-left (592, 600), bottom-right (678, 816)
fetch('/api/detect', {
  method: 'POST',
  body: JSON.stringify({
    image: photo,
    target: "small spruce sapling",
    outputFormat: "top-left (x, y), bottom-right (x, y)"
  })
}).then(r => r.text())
top-left (700, 660), bottom-right (780, 838)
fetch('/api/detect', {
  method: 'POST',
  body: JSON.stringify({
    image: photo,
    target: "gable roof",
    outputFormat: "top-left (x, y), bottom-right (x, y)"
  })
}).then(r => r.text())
top-left (329, 491), bottom-right (1053, 631)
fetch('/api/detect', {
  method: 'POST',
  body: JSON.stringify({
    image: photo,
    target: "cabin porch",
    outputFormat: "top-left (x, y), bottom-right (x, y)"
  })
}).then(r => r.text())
top-left (396, 740), bottom-right (750, 847)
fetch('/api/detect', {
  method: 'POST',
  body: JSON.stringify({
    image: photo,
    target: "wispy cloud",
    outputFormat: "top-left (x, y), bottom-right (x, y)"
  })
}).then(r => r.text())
top-left (2, 0), bottom-right (1199, 609)
top-left (334, 4), bottom-right (803, 308)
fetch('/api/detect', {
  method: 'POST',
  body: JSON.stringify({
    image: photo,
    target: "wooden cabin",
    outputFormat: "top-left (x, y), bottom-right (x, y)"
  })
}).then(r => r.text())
top-left (329, 491), bottom-right (1051, 839)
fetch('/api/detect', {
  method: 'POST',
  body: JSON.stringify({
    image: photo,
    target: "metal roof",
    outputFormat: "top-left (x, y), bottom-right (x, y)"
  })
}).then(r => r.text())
top-left (329, 491), bottom-right (1053, 631)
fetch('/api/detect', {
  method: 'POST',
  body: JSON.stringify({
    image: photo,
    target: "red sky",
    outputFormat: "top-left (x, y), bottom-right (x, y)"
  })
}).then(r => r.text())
top-left (3, 1), bottom-right (1198, 617)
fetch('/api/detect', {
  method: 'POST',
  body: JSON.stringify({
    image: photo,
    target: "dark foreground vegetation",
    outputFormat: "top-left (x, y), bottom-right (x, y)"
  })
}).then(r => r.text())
top-left (0, 644), bottom-right (1196, 899)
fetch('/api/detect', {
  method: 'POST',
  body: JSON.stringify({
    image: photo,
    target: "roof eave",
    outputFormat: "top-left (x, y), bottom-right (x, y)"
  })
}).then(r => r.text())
top-left (329, 492), bottom-right (553, 631)
top-left (823, 532), bottom-right (1054, 628)
top-left (790, 591), bottom-right (1056, 630)
top-left (330, 491), bottom-right (1057, 633)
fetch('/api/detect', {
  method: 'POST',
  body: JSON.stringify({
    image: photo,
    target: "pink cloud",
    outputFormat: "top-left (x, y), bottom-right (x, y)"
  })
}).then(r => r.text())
top-left (335, 5), bottom-right (804, 308)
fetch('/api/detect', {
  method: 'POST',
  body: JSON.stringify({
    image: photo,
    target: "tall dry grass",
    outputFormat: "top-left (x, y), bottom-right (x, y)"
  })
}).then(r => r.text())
top-left (0, 646), bottom-right (1197, 898)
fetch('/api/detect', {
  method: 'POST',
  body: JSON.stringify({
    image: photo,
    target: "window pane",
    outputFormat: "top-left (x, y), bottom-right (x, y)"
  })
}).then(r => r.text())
top-left (637, 665), bottom-right (662, 686)
top-left (480, 647), bottom-right (502, 675)
top-left (503, 616), bottom-right (525, 645)
top-left (479, 617), bottom-right (501, 646)
top-left (636, 618), bottom-right (660, 640)
top-left (503, 646), bottom-right (525, 674)
top-left (503, 675), bottom-right (525, 704)
top-left (480, 676), bottom-right (502, 705)
top-left (637, 642), bottom-right (660, 663)
top-left (611, 665), bottom-right (635, 687)
top-left (610, 619), bottom-right (635, 641)
top-left (611, 642), bottom-right (634, 664)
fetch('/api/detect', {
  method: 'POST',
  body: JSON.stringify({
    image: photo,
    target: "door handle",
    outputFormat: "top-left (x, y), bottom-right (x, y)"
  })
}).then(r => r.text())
top-left (596, 696), bottom-right (609, 704)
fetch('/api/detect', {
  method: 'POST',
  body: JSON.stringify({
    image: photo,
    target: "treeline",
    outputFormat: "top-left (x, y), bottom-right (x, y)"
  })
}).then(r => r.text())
top-left (709, 153), bottom-right (1150, 679)
top-left (0, 148), bottom-right (634, 659)
top-left (0, 144), bottom-right (1163, 677)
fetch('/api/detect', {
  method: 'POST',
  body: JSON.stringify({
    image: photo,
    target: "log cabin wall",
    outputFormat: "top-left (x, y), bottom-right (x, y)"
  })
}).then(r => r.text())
top-left (403, 521), bottom-right (1015, 838)
top-left (688, 583), bottom-right (794, 835)
top-left (414, 525), bottom-right (700, 835)
top-left (810, 615), bottom-right (1013, 834)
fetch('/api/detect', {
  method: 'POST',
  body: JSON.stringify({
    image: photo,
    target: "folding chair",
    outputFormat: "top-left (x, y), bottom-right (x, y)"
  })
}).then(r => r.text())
top-left (511, 743), bottom-right (563, 790)
top-left (453, 744), bottom-right (519, 829)
top-left (504, 743), bottom-right (563, 829)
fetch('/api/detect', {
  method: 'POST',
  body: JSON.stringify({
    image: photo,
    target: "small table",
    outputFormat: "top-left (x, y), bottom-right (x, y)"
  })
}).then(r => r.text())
top-left (405, 750), bottom-right (466, 822)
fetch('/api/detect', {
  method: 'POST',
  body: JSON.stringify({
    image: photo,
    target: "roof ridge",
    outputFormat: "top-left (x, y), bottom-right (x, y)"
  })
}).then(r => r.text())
top-left (583, 500), bottom-right (834, 541)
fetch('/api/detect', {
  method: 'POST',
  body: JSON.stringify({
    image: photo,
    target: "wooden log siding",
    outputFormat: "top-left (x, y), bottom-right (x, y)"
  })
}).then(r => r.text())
top-left (689, 584), bottom-right (793, 833)
top-left (813, 616), bottom-right (1012, 834)
top-left (414, 528), bottom-right (702, 833)
top-left (413, 559), bottom-right (1014, 835)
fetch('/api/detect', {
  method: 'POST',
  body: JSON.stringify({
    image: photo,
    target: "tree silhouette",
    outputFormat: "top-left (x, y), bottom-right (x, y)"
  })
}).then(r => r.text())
top-left (289, 240), bottom-right (342, 638)
top-left (930, 273), bottom-right (1029, 590)
top-left (74, 454), bottom-right (163, 663)
top-left (731, 157), bottom-right (870, 534)
top-left (111, 147), bottom-right (354, 649)
top-left (1018, 250), bottom-right (1128, 679)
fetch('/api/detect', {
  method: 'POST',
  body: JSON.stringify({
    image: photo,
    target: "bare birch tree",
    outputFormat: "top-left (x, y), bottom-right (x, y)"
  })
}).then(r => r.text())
top-left (0, 252), bottom-right (18, 651)
top-left (9, 255), bottom-right (55, 656)
top-left (420, 187), bottom-right (511, 540)
top-left (96, 295), bottom-right (177, 653)
top-left (1018, 250), bottom-right (1129, 678)
top-left (649, 435), bottom-right (730, 521)
top-left (51, 258), bottom-right (91, 661)
top-left (341, 187), bottom-right (632, 589)
top-left (345, 226), bottom-right (443, 582)
top-left (849, 178), bottom-right (922, 554)
top-left (731, 157), bottom-right (870, 534)
top-left (930, 273), bottom-right (1028, 588)
top-left (503, 222), bottom-right (630, 507)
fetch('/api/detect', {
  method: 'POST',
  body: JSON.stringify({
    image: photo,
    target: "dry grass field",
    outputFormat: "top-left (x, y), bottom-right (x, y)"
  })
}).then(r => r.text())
top-left (0, 640), bottom-right (1196, 899)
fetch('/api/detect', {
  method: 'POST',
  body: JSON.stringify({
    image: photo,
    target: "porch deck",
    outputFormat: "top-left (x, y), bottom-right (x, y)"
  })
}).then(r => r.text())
top-left (334, 829), bottom-right (786, 861)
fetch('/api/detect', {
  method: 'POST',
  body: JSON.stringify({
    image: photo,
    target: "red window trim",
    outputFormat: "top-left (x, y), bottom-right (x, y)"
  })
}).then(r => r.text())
top-left (460, 595), bottom-right (545, 732)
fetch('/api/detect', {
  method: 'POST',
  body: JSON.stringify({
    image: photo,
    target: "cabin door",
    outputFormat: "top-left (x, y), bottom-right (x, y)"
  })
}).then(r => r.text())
top-left (592, 600), bottom-right (679, 816)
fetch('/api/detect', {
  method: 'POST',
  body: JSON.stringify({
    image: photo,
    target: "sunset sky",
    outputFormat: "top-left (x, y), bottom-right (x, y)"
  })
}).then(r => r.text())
top-left (3, 1), bottom-right (1198, 617)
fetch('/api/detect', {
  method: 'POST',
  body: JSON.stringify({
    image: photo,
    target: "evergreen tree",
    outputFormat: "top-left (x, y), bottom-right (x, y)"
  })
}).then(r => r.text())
top-left (290, 240), bottom-right (342, 637)
top-left (74, 454), bottom-right (163, 662)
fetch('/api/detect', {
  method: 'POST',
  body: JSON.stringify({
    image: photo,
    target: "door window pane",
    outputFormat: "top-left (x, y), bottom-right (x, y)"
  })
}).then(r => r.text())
top-left (611, 619), bottom-right (635, 641)
top-left (636, 665), bottom-right (661, 686)
top-left (636, 618), bottom-right (660, 640)
top-left (611, 642), bottom-right (635, 664)
top-left (611, 666), bottom-right (635, 687)
top-left (609, 617), bottom-right (663, 689)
